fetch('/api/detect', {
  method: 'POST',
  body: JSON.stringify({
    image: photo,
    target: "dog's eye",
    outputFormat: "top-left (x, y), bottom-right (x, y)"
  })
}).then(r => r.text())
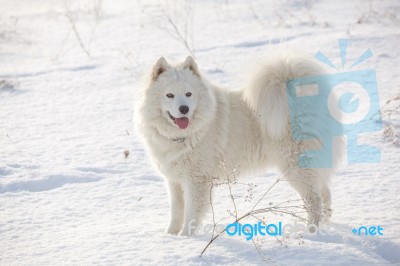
top-left (185, 92), bottom-right (192, 97)
top-left (166, 93), bottom-right (174, 98)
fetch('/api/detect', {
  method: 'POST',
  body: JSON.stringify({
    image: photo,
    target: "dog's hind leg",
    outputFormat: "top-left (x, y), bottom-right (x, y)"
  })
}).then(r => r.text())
top-left (284, 167), bottom-right (323, 227)
top-left (166, 181), bottom-right (184, 235)
top-left (321, 183), bottom-right (332, 222)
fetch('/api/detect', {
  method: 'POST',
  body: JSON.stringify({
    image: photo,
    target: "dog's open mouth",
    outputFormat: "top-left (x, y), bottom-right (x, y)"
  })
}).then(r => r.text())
top-left (167, 111), bottom-right (189, 130)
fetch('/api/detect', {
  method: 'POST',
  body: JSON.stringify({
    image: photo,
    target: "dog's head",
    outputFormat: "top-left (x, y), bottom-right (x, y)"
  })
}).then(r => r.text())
top-left (139, 56), bottom-right (216, 139)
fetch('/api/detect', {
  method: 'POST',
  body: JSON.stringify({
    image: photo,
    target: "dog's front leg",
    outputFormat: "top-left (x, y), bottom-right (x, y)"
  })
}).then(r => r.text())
top-left (179, 178), bottom-right (211, 236)
top-left (166, 181), bottom-right (184, 235)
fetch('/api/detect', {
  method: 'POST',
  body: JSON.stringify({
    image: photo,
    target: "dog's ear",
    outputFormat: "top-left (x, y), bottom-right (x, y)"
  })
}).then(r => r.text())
top-left (182, 56), bottom-right (200, 78)
top-left (152, 57), bottom-right (169, 81)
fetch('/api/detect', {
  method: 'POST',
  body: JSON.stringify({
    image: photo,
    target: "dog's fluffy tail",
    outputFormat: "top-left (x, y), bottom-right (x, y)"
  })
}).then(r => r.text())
top-left (243, 53), bottom-right (327, 139)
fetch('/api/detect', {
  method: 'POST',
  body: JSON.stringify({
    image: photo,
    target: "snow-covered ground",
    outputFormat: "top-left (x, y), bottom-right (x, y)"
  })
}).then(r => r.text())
top-left (1, 0), bottom-right (399, 265)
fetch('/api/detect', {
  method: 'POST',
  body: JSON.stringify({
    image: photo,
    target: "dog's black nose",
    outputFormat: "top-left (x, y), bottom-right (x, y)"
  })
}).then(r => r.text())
top-left (179, 105), bottom-right (189, 115)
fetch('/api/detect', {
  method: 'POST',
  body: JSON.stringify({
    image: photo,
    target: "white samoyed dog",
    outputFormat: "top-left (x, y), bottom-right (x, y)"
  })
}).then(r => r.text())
top-left (135, 54), bottom-right (341, 236)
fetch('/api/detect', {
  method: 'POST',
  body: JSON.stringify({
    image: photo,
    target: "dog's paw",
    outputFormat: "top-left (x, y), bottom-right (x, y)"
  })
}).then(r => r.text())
top-left (179, 223), bottom-right (198, 236)
top-left (178, 229), bottom-right (189, 236)
top-left (165, 225), bottom-right (181, 235)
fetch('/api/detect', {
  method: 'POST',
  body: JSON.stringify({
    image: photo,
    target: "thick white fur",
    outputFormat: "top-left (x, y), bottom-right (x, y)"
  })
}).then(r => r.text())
top-left (135, 53), bottom-right (341, 236)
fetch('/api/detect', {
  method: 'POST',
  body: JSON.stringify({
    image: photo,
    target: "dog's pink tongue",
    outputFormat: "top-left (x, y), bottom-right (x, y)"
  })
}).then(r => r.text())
top-left (175, 117), bottom-right (189, 129)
